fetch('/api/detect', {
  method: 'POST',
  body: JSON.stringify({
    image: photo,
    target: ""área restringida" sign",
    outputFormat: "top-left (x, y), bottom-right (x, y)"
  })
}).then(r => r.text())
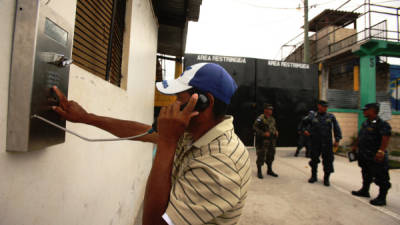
top-left (196, 55), bottom-right (246, 64)
top-left (267, 60), bottom-right (310, 69)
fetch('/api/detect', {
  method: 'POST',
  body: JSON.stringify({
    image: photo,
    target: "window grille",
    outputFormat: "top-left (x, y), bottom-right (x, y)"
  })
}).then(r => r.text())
top-left (72, 0), bottom-right (126, 86)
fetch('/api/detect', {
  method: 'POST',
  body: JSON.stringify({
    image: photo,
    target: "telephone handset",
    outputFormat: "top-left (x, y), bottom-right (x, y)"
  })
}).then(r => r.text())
top-left (180, 91), bottom-right (209, 112)
top-left (152, 89), bottom-right (210, 132)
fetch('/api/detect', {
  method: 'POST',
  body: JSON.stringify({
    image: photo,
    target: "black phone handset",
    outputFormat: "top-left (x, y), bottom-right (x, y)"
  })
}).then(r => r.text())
top-left (193, 93), bottom-right (209, 111)
top-left (180, 89), bottom-right (209, 112)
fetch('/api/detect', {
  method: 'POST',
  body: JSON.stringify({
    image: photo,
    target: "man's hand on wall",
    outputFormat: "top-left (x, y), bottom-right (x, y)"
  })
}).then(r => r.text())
top-left (52, 86), bottom-right (89, 123)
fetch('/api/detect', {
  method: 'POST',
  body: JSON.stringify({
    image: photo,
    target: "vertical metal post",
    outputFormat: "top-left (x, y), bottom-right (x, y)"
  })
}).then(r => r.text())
top-left (105, 0), bottom-right (119, 81)
top-left (353, 65), bottom-right (360, 91)
top-left (174, 57), bottom-right (183, 78)
top-left (254, 59), bottom-right (258, 104)
top-left (304, 0), bottom-right (310, 64)
top-left (385, 19), bottom-right (388, 41)
top-left (397, 79), bottom-right (399, 110)
top-left (397, 8), bottom-right (399, 41)
top-left (364, 0), bottom-right (367, 41)
top-left (368, 0), bottom-right (371, 39)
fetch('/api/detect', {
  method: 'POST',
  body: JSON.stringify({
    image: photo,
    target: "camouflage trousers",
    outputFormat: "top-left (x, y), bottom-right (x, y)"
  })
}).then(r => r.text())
top-left (256, 140), bottom-right (276, 166)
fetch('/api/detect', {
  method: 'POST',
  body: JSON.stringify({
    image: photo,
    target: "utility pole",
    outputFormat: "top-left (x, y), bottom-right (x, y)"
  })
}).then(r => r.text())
top-left (303, 0), bottom-right (310, 64)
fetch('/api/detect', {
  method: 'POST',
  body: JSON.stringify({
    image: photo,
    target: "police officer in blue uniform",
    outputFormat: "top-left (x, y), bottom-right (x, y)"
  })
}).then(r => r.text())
top-left (304, 100), bottom-right (342, 186)
top-left (351, 103), bottom-right (392, 206)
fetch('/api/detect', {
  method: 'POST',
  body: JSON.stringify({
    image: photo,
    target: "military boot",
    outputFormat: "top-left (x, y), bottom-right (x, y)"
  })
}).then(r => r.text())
top-left (370, 187), bottom-right (389, 206)
top-left (294, 149), bottom-right (300, 157)
top-left (351, 183), bottom-right (371, 198)
top-left (257, 165), bottom-right (263, 179)
top-left (308, 167), bottom-right (317, 183)
top-left (267, 164), bottom-right (278, 177)
top-left (323, 173), bottom-right (330, 186)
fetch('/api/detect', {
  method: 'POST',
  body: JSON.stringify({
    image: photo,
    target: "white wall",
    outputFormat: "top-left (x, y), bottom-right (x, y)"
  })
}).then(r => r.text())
top-left (0, 0), bottom-right (158, 224)
top-left (331, 112), bottom-right (359, 145)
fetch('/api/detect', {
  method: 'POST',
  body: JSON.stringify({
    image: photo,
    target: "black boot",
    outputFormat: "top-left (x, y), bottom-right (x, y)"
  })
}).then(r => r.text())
top-left (323, 173), bottom-right (330, 186)
top-left (257, 165), bottom-right (263, 179)
top-left (370, 187), bottom-right (389, 206)
top-left (308, 167), bottom-right (317, 183)
top-left (294, 149), bottom-right (300, 157)
top-left (351, 183), bottom-right (371, 198)
top-left (267, 164), bottom-right (278, 177)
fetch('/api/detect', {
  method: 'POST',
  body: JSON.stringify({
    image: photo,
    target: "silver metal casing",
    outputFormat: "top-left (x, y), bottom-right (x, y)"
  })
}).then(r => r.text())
top-left (7, 0), bottom-right (73, 152)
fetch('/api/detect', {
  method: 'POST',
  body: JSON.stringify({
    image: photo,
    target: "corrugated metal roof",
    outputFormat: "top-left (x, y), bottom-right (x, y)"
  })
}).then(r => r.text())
top-left (306, 9), bottom-right (360, 32)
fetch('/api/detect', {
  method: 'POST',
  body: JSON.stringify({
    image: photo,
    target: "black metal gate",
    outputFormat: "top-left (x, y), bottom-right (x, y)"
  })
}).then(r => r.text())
top-left (184, 54), bottom-right (318, 146)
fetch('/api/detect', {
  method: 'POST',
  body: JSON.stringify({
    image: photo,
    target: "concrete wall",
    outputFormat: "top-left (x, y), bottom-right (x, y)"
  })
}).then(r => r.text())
top-left (316, 26), bottom-right (333, 59)
top-left (329, 66), bottom-right (389, 92)
top-left (0, 0), bottom-right (157, 225)
top-left (331, 112), bottom-right (359, 145)
top-left (389, 115), bottom-right (400, 133)
top-left (331, 113), bottom-right (400, 145)
top-left (329, 71), bottom-right (354, 90)
top-left (333, 27), bottom-right (356, 43)
top-left (376, 69), bottom-right (390, 92)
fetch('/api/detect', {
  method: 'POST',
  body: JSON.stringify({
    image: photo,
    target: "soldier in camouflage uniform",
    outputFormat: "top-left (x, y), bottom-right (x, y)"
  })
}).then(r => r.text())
top-left (253, 103), bottom-right (279, 179)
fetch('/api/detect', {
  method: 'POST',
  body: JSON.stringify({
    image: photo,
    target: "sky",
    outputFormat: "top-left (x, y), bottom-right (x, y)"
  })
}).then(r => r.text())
top-left (185, 0), bottom-right (400, 59)
top-left (163, 0), bottom-right (400, 79)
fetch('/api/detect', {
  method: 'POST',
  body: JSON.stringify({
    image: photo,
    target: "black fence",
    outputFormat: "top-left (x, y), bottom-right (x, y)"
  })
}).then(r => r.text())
top-left (184, 54), bottom-right (318, 147)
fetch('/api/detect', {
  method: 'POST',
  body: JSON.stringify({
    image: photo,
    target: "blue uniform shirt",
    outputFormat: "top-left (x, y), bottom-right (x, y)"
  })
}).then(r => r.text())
top-left (305, 112), bottom-right (342, 145)
top-left (358, 117), bottom-right (391, 160)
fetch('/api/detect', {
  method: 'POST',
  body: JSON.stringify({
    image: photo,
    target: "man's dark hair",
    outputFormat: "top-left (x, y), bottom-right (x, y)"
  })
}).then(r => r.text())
top-left (370, 106), bottom-right (380, 114)
top-left (212, 98), bottom-right (228, 119)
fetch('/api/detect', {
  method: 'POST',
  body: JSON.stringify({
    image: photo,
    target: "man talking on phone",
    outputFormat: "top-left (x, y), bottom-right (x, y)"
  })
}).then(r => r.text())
top-left (52, 63), bottom-right (251, 225)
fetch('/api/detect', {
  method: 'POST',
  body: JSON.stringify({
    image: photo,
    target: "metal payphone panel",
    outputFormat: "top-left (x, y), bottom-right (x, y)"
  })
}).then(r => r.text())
top-left (7, 0), bottom-right (73, 152)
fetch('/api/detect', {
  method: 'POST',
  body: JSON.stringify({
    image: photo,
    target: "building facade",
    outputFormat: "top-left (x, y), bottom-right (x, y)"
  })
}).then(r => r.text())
top-left (0, 0), bottom-right (200, 224)
top-left (283, 4), bottom-right (400, 145)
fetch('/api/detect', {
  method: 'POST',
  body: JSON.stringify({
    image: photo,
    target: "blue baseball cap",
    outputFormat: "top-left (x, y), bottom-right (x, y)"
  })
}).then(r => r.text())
top-left (156, 63), bottom-right (238, 104)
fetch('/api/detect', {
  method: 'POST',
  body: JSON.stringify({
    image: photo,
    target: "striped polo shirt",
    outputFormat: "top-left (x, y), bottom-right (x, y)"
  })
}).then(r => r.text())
top-left (163, 116), bottom-right (251, 225)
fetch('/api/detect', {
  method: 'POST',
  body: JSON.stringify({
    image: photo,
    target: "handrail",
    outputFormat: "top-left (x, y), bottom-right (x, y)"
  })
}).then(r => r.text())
top-left (314, 20), bottom-right (388, 59)
top-left (281, 2), bottom-right (400, 62)
top-left (369, 3), bottom-right (400, 10)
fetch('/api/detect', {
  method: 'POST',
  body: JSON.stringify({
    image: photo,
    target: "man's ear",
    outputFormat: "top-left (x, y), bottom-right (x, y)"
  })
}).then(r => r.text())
top-left (200, 93), bottom-right (214, 115)
top-left (206, 93), bottom-right (214, 109)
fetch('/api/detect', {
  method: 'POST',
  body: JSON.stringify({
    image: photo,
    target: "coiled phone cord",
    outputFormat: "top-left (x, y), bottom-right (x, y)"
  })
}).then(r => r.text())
top-left (31, 114), bottom-right (155, 142)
